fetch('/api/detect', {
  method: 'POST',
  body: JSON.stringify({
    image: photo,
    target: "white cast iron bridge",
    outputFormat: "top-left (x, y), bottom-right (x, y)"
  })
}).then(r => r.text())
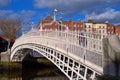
top-left (10, 29), bottom-right (105, 80)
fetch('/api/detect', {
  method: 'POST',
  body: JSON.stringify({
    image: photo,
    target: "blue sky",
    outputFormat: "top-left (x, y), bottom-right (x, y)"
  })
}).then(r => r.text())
top-left (0, 0), bottom-right (120, 29)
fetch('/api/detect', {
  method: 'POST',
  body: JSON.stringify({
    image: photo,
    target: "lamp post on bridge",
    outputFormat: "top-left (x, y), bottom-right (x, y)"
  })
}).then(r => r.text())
top-left (31, 22), bottom-right (34, 30)
top-left (53, 8), bottom-right (58, 21)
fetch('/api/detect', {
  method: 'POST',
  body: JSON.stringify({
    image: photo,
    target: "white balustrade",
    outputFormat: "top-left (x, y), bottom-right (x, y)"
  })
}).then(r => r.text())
top-left (11, 30), bottom-right (106, 80)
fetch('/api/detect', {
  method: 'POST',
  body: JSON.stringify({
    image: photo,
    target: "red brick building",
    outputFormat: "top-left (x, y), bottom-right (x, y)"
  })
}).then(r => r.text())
top-left (37, 15), bottom-right (84, 31)
top-left (107, 23), bottom-right (115, 35)
top-left (115, 25), bottom-right (120, 36)
top-left (36, 15), bottom-right (120, 38)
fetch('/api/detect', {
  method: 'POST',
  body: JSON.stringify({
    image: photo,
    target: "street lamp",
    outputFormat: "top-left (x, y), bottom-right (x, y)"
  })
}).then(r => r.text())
top-left (31, 22), bottom-right (34, 30)
top-left (53, 8), bottom-right (58, 21)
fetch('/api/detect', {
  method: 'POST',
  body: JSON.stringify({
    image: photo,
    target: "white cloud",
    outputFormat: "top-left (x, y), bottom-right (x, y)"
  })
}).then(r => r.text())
top-left (0, 0), bottom-right (11, 7)
top-left (34, 0), bottom-right (120, 14)
top-left (20, 10), bottom-right (35, 22)
top-left (33, 0), bottom-right (120, 24)
top-left (0, 10), bottom-right (13, 18)
top-left (0, 10), bottom-right (36, 32)
top-left (34, 0), bottom-right (100, 8)
top-left (86, 9), bottom-right (120, 24)
top-left (0, 10), bottom-right (35, 22)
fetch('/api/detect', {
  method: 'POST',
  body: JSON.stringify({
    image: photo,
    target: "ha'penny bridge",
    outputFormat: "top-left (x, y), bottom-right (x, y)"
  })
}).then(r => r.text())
top-left (10, 28), bottom-right (107, 80)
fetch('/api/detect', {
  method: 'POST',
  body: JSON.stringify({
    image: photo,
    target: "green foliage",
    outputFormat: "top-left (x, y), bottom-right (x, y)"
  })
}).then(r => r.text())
top-left (0, 62), bottom-right (22, 69)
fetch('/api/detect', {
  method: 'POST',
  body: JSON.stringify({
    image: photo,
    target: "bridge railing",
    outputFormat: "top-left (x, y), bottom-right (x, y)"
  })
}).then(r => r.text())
top-left (24, 30), bottom-right (104, 51)
top-left (12, 30), bottom-right (107, 73)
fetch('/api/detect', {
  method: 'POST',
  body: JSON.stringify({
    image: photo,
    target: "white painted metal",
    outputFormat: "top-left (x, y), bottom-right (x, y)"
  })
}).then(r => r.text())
top-left (11, 30), bottom-right (105, 80)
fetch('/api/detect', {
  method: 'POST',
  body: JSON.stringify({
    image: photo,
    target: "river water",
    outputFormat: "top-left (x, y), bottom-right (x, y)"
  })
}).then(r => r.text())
top-left (0, 58), bottom-right (69, 80)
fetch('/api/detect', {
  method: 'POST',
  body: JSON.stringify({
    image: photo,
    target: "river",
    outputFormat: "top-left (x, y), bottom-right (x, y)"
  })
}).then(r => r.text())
top-left (0, 58), bottom-right (69, 80)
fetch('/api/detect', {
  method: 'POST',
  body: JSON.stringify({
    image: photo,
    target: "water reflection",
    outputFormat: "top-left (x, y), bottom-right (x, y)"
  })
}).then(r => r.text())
top-left (0, 61), bottom-right (68, 80)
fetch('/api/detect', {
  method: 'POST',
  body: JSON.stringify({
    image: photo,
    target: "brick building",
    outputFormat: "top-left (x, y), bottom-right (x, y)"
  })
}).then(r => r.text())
top-left (37, 15), bottom-right (84, 31)
top-left (107, 23), bottom-right (115, 35)
top-left (36, 15), bottom-right (120, 38)
top-left (115, 25), bottom-right (120, 36)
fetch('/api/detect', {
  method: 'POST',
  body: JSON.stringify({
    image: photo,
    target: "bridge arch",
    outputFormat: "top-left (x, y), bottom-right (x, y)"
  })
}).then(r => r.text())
top-left (11, 43), bottom-right (86, 80)
top-left (10, 30), bottom-right (103, 80)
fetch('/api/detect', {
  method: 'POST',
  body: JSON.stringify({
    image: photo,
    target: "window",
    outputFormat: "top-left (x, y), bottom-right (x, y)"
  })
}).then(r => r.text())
top-left (81, 25), bottom-right (82, 28)
top-left (103, 30), bottom-right (104, 33)
top-left (68, 24), bottom-right (69, 27)
top-left (103, 26), bottom-right (104, 28)
top-left (99, 26), bottom-right (101, 28)
top-left (100, 46), bottom-right (101, 50)
top-left (74, 24), bottom-right (76, 27)
top-left (93, 45), bottom-right (96, 48)
top-left (89, 25), bottom-right (91, 28)
top-left (103, 35), bottom-right (105, 38)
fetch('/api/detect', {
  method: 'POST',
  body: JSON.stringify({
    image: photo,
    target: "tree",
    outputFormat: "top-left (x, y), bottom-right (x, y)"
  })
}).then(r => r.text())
top-left (0, 18), bottom-right (22, 51)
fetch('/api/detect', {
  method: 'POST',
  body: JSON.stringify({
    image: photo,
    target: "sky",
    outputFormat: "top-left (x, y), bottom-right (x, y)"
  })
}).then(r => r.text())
top-left (0, 0), bottom-right (120, 29)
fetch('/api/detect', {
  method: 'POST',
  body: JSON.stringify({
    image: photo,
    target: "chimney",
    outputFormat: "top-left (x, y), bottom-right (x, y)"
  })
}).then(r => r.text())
top-left (69, 18), bottom-right (72, 22)
top-left (88, 18), bottom-right (93, 23)
top-left (59, 17), bottom-right (63, 21)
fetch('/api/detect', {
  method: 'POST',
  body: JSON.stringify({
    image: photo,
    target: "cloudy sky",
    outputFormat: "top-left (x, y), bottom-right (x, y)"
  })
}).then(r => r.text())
top-left (0, 0), bottom-right (120, 27)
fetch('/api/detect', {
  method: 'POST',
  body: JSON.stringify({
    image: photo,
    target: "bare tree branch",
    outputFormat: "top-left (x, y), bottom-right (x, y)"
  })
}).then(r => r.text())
top-left (0, 18), bottom-right (22, 51)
